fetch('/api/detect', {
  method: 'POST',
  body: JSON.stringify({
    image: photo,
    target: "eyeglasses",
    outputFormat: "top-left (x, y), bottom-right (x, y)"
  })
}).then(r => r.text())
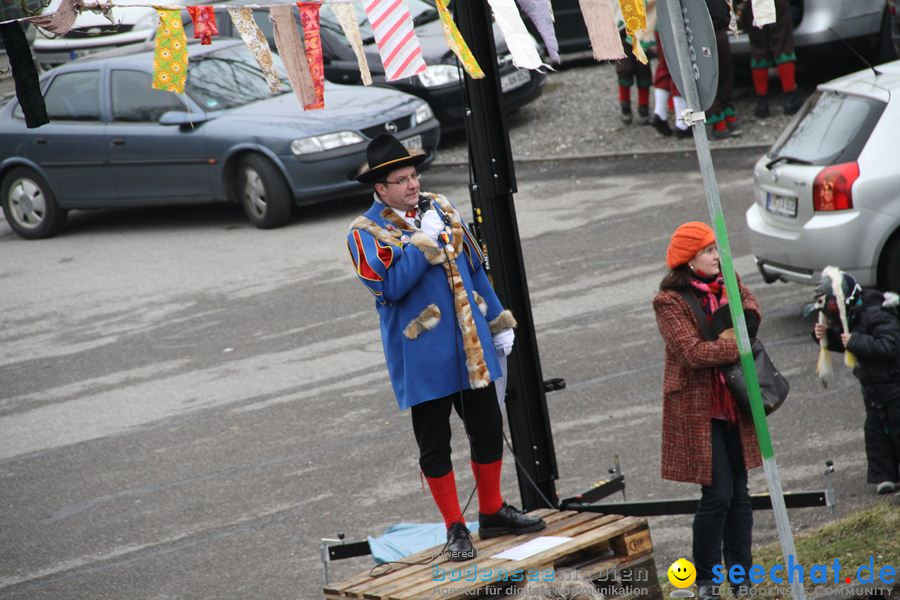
top-left (381, 172), bottom-right (420, 186)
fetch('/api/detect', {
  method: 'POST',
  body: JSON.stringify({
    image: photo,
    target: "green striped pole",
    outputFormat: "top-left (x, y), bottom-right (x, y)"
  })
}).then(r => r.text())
top-left (661, 2), bottom-right (805, 599)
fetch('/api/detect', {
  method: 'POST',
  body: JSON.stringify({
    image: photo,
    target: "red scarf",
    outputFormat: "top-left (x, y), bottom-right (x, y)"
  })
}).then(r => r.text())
top-left (690, 277), bottom-right (738, 423)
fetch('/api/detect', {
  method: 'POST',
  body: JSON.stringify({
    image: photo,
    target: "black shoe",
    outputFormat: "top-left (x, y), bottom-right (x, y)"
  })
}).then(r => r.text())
top-left (637, 105), bottom-right (650, 124)
top-left (651, 114), bottom-right (673, 136)
top-left (725, 117), bottom-right (741, 134)
top-left (711, 127), bottom-right (732, 140)
top-left (698, 582), bottom-right (720, 600)
top-left (754, 96), bottom-right (770, 119)
top-left (445, 521), bottom-right (476, 562)
top-left (620, 102), bottom-right (633, 124)
top-left (478, 503), bottom-right (546, 539)
top-left (784, 90), bottom-right (804, 115)
top-left (673, 126), bottom-right (692, 139)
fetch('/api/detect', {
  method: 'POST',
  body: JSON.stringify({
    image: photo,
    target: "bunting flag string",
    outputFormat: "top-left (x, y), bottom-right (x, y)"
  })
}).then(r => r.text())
top-left (486, 0), bottom-right (547, 70)
top-left (186, 5), bottom-right (219, 45)
top-left (514, 0), bottom-right (560, 63)
top-left (227, 6), bottom-right (283, 92)
top-left (297, 2), bottom-right (325, 109)
top-left (151, 9), bottom-right (189, 93)
top-left (434, 0), bottom-right (483, 79)
top-left (22, 0), bottom-right (80, 35)
top-left (361, 0), bottom-right (427, 81)
top-left (270, 4), bottom-right (318, 107)
top-left (327, 3), bottom-right (372, 85)
top-left (617, 0), bottom-right (647, 64)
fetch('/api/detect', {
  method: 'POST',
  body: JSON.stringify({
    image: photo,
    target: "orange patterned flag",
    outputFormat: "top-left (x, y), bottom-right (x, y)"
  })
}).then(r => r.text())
top-left (297, 2), bottom-right (325, 110)
top-left (152, 9), bottom-right (188, 93)
top-left (617, 0), bottom-right (647, 64)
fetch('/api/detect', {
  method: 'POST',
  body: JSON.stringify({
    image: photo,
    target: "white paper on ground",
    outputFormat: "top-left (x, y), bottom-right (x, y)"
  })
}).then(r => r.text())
top-left (490, 536), bottom-right (573, 561)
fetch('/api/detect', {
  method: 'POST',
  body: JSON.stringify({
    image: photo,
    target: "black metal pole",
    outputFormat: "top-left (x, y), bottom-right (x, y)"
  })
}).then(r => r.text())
top-left (452, 0), bottom-right (558, 511)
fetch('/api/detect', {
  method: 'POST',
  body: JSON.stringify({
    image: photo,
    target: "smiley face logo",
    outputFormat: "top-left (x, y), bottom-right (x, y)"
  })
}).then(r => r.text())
top-left (668, 558), bottom-right (697, 588)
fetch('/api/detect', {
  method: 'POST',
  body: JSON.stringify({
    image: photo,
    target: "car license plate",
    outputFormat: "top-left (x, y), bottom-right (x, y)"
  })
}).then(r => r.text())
top-left (766, 193), bottom-right (798, 218)
top-left (500, 69), bottom-right (530, 93)
top-left (401, 135), bottom-right (422, 151)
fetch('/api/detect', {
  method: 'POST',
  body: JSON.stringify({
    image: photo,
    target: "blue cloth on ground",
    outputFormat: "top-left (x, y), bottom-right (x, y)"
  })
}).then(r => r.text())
top-left (367, 522), bottom-right (480, 564)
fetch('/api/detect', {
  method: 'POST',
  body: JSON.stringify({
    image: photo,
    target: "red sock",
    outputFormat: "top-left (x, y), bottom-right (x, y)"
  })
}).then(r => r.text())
top-left (726, 114), bottom-right (738, 124)
top-left (776, 61), bottom-right (796, 93)
top-left (471, 459), bottom-right (504, 516)
top-left (637, 86), bottom-right (649, 107)
top-left (618, 84), bottom-right (630, 103)
top-left (425, 471), bottom-right (463, 528)
top-left (713, 121), bottom-right (727, 132)
top-left (668, 96), bottom-right (675, 111)
top-left (751, 68), bottom-right (769, 97)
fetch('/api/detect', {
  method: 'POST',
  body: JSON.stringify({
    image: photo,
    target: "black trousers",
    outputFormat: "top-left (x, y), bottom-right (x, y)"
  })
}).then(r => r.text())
top-left (410, 384), bottom-right (503, 478)
top-left (864, 396), bottom-right (900, 483)
top-left (693, 419), bottom-right (753, 584)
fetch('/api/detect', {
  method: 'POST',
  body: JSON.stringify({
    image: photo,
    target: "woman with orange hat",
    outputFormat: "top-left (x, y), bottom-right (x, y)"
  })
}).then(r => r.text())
top-left (652, 222), bottom-right (763, 600)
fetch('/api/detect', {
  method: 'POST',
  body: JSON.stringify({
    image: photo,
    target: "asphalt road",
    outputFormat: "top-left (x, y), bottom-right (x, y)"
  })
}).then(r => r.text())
top-left (0, 147), bottom-right (884, 599)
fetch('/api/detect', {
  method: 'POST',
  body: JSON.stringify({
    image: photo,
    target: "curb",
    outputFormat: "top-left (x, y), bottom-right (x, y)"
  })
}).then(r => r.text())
top-left (432, 143), bottom-right (770, 168)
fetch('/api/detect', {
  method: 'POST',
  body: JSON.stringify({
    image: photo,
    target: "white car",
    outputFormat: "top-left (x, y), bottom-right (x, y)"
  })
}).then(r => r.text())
top-left (31, 0), bottom-right (185, 70)
top-left (746, 60), bottom-right (900, 292)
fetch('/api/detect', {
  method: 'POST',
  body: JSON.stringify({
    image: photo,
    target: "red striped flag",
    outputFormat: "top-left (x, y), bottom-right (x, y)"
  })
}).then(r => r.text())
top-left (363, 0), bottom-right (427, 81)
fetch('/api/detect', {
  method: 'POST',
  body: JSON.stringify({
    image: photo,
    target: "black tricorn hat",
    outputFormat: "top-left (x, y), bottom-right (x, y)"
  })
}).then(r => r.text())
top-left (355, 133), bottom-right (427, 183)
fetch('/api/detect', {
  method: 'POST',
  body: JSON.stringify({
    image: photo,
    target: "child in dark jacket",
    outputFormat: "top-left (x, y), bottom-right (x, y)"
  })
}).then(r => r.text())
top-left (811, 269), bottom-right (900, 494)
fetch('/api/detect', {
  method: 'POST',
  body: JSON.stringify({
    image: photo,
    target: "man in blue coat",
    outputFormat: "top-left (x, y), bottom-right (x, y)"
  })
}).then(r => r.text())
top-left (346, 134), bottom-right (545, 561)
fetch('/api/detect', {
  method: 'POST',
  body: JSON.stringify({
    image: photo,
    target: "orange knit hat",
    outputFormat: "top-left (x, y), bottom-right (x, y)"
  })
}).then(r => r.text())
top-left (666, 222), bottom-right (716, 269)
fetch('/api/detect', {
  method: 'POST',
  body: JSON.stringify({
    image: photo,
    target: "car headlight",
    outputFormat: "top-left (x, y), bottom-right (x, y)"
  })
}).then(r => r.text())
top-left (291, 131), bottom-right (364, 156)
top-left (133, 11), bottom-right (160, 31)
top-left (417, 65), bottom-right (461, 88)
top-left (414, 103), bottom-right (434, 126)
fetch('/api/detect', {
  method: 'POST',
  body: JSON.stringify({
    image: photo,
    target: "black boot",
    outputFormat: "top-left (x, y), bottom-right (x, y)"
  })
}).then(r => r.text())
top-left (651, 114), bottom-right (673, 136)
top-left (754, 96), bottom-right (770, 119)
top-left (637, 104), bottom-right (650, 124)
top-left (783, 90), bottom-right (804, 115)
top-left (620, 101), bottom-right (633, 124)
top-left (697, 581), bottom-right (720, 600)
top-left (478, 503), bottom-right (546, 539)
top-left (445, 521), bottom-right (476, 562)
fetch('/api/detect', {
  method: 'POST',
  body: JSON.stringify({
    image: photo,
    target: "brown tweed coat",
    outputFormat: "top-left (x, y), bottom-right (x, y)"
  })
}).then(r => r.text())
top-left (653, 285), bottom-right (763, 486)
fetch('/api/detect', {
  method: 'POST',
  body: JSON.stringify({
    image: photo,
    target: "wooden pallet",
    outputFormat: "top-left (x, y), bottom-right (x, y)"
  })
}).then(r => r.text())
top-left (323, 509), bottom-right (662, 600)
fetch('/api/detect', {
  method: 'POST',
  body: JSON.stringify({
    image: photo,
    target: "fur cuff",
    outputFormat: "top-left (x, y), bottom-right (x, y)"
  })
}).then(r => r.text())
top-left (472, 291), bottom-right (488, 316)
top-left (489, 310), bottom-right (517, 334)
top-left (410, 232), bottom-right (444, 265)
top-left (404, 304), bottom-right (441, 339)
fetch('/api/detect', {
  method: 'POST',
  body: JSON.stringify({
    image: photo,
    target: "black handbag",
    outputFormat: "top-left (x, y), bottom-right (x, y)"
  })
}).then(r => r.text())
top-left (680, 291), bottom-right (789, 417)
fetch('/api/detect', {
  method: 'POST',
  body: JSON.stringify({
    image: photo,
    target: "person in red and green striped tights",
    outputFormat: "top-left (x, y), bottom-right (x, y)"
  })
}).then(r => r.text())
top-left (741, 0), bottom-right (803, 118)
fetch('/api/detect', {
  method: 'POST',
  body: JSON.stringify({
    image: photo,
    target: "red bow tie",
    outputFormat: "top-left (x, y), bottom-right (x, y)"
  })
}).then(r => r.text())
top-left (405, 210), bottom-right (417, 218)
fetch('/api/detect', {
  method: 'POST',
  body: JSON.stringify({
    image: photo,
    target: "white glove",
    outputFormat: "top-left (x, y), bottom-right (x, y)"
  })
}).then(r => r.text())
top-left (493, 328), bottom-right (515, 357)
top-left (419, 209), bottom-right (444, 241)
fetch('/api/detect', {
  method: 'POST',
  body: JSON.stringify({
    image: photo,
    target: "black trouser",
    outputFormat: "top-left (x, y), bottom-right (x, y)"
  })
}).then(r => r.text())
top-left (693, 419), bottom-right (753, 584)
top-left (410, 384), bottom-right (503, 478)
top-left (864, 395), bottom-right (900, 483)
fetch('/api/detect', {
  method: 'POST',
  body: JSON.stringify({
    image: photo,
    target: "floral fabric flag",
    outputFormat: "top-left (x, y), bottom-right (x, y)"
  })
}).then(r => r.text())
top-left (578, 0), bottom-right (624, 61)
top-left (186, 6), bottom-right (218, 45)
top-left (270, 5), bottom-right (318, 108)
top-left (26, 0), bottom-right (80, 35)
top-left (152, 9), bottom-right (188, 93)
top-left (617, 0), bottom-right (647, 64)
top-left (227, 7), bottom-right (282, 93)
top-left (435, 0), bottom-right (483, 78)
top-left (297, 2), bottom-right (325, 110)
top-left (485, 0), bottom-right (546, 70)
top-left (327, 3), bottom-right (372, 85)
top-left (515, 0), bottom-right (559, 63)
top-left (361, 0), bottom-right (427, 81)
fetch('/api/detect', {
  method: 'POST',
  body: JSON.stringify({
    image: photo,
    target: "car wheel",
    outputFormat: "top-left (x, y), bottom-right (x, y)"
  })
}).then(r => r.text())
top-left (236, 154), bottom-right (292, 229)
top-left (1, 167), bottom-right (67, 239)
top-left (880, 235), bottom-right (900, 292)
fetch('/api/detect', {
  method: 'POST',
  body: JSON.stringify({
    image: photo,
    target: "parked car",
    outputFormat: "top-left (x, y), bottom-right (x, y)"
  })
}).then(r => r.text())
top-left (746, 59), bottom-right (900, 292)
top-left (0, 40), bottom-right (440, 239)
top-left (32, 0), bottom-right (188, 69)
top-left (179, 0), bottom-right (545, 132)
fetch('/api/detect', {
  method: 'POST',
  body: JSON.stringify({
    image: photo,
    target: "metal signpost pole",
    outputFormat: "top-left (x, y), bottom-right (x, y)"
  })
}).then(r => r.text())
top-left (661, 2), bottom-right (806, 598)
